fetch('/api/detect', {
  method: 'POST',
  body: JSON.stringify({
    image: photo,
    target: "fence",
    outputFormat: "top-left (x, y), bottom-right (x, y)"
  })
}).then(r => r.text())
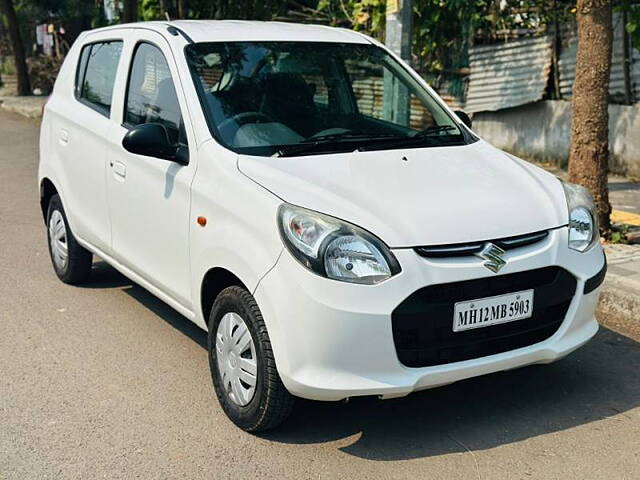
top-left (466, 14), bottom-right (640, 113)
top-left (466, 36), bottom-right (553, 113)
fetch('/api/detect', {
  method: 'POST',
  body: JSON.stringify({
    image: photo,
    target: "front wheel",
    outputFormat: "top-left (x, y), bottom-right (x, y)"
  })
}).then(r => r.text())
top-left (207, 286), bottom-right (294, 432)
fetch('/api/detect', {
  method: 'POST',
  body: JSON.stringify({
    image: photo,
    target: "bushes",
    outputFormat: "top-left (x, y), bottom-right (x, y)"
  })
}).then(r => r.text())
top-left (27, 55), bottom-right (63, 94)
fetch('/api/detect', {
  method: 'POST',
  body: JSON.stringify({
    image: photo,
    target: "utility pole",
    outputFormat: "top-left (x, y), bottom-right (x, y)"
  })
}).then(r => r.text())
top-left (383, 0), bottom-right (413, 126)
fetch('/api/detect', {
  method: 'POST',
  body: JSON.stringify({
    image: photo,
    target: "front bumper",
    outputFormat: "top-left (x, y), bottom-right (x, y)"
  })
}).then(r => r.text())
top-left (254, 228), bottom-right (605, 401)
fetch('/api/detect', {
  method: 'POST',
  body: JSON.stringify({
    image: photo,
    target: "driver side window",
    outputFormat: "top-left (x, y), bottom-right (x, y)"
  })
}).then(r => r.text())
top-left (124, 42), bottom-right (186, 145)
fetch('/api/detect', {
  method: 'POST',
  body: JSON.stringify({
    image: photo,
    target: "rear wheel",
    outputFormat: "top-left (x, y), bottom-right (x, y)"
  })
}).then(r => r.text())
top-left (208, 286), bottom-right (294, 432)
top-left (46, 194), bottom-right (92, 284)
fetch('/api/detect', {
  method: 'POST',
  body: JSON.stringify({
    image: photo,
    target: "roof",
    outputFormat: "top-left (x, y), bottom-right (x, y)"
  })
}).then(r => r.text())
top-left (86, 20), bottom-right (371, 45)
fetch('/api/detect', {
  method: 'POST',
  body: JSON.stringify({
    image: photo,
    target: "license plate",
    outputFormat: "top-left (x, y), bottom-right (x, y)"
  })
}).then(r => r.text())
top-left (453, 289), bottom-right (534, 332)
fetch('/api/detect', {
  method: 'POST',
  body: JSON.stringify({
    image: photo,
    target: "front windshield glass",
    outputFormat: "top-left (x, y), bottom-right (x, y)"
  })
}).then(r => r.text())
top-left (185, 41), bottom-right (470, 157)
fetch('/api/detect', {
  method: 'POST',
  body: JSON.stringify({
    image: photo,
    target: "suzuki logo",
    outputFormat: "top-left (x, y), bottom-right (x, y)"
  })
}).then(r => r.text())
top-left (474, 243), bottom-right (506, 273)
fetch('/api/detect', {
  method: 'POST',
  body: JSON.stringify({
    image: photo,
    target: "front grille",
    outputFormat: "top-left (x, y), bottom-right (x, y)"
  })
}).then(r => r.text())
top-left (415, 230), bottom-right (549, 258)
top-left (391, 267), bottom-right (576, 368)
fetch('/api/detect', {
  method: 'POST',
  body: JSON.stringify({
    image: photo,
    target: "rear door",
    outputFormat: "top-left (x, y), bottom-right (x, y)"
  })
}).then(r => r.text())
top-left (50, 35), bottom-right (124, 252)
top-left (105, 30), bottom-right (196, 309)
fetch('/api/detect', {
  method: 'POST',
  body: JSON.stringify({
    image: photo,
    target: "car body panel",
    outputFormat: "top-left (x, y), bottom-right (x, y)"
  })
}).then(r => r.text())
top-left (101, 29), bottom-right (197, 308)
top-left (238, 140), bottom-right (568, 247)
top-left (39, 31), bottom-right (119, 252)
top-left (255, 227), bottom-right (604, 400)
top-left (188, 140), bottom-right (285, 328)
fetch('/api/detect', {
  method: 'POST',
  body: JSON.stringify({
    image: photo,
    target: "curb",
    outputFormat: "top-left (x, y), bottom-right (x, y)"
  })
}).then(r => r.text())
top-left (0, 95), bottom-right (47, 119)
top-left (597, 246), bottom-right (640, 335)
top-left (597, 277), bottom-right (640, 337)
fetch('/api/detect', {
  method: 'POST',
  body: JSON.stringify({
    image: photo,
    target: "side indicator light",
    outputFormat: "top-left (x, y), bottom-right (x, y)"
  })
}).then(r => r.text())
top-left (197, 216), bottom-right (207, 227)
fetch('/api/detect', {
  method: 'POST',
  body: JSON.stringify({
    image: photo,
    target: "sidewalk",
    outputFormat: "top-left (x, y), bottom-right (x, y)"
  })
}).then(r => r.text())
top-left (508, 161), bottom-right (640, 329)
top-left (537, 160), bottom-right (640, 227)
top-left (0, 93), bottom-right (47, 119)
top-left (599, 244), bottom-right (640, 336)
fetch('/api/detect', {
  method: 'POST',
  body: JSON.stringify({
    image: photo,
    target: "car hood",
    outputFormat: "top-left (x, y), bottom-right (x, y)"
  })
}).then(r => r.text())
top-left (237, 140), bottom-right (568, 248)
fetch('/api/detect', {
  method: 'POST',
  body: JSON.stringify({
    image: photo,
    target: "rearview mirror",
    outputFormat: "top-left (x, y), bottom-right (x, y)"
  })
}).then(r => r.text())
top-left (454, 110), bottom-right (472, 129)
top-left (122, 123), bottom-right (188, 164)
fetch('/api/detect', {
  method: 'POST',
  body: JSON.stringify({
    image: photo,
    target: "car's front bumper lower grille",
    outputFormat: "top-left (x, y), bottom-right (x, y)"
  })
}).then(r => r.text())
top-left (391, 266), bottom-right (577, 368)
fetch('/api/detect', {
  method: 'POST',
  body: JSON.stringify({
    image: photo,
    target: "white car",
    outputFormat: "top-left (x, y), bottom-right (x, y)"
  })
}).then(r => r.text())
top-left (39, 20), bottom-right (607, 431)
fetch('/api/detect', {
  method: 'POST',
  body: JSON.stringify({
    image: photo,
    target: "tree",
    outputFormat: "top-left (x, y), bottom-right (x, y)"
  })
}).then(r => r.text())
top-left (122, 0), bottom-right (139, 22)
top-left (568, 0), bottom-right (613, 235)
top-left (0, 0), bottom-right (31, 95)
top-left (177, 0), bottom-right (188, 18)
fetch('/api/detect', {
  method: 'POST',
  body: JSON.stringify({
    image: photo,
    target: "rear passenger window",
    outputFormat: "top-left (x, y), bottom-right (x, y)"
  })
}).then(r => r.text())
top-left (75, 41), bottom-right (123, 116)
top-left (124, 43), bottom-right (185, 144)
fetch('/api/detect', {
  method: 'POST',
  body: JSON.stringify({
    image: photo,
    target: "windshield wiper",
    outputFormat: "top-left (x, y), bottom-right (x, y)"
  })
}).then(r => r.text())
top-left (357, 127), bottom-right (464, 152)
top-left (273, 132), bottom-right (408, 157)
top-left (273, 127), bottom-right (464, 157)
top-left (413, 125), bottom-right (459, 137)
top-left (300, 131), bottom-right (407, 143)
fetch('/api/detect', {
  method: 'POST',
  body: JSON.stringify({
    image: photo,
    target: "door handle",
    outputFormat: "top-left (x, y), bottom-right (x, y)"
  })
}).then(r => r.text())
top-left (112, 161), bottom-right (127, 178)
top-left (59, 129), bottom-right (69, 145)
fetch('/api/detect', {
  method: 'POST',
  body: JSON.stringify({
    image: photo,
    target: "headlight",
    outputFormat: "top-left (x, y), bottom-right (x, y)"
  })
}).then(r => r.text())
top-left (562, 181), bottom-right (599, 252)
top-left (278, 204), bottom-right (401, 284)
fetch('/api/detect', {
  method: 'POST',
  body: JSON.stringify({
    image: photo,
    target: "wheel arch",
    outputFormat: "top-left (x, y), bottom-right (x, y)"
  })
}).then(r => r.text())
top-left (40, 177), bottom-right (59, 223)
top-left (200, 267), bottom-right (248, 328)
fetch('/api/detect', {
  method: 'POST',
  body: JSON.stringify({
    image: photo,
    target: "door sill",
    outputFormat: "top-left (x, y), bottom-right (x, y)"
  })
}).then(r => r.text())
top-left (74, 237), bottom-right (196, 322)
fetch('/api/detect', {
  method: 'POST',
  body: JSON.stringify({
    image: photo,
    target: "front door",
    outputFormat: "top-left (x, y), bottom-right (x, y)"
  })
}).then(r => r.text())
top-left (105, 33), bottom-right (195, 310)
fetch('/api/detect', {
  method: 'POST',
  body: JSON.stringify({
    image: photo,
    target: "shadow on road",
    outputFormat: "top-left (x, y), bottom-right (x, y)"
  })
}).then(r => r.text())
top-left (83, 260), bottom-right (207, 348)
top-left (266, 328), bottom-right (640, 461)
top-left (81, 261), bottom-right (131, 289)
top-left (83, 261), bottom-right (640, 461)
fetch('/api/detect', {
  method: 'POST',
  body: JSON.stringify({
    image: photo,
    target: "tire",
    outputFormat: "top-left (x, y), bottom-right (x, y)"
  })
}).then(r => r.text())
top-left (46, 194), bottom-right (92, 284)
top-left (208, 286), bottom-right (294, 432)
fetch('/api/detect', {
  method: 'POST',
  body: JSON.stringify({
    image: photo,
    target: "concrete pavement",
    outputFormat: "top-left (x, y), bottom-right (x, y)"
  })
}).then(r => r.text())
top-left (0, 94), bottom-right (47, 119)
top-left (598, 244), bottom-right (640, 338)
top-left (2, 109), bottom-right (640, 479)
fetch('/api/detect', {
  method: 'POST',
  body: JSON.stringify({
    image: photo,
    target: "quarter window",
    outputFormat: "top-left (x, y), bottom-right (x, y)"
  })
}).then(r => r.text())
top-left (75, 41), bottom-right (123, 116)
top-left (124, 43), bottom-right (185, 144)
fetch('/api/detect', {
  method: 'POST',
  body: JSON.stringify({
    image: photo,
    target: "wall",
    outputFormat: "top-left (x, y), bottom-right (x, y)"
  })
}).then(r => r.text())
top-left (473, 100), bottom-right (640, 179)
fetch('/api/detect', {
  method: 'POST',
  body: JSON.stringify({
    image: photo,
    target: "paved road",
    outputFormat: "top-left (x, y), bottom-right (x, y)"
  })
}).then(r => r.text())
top-left (1, 109), bottom-right (640, 480)
top-left (540, 162), bottom-right (640, 218)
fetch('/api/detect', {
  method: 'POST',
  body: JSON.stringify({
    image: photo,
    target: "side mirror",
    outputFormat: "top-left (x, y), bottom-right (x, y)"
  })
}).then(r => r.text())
top-left (454, 110), bottom-right (472, 129)
top-left (122, 123), bottom-right (188, 164)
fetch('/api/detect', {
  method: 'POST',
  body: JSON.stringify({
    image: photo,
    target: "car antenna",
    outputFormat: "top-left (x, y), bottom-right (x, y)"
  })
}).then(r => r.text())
top-left (166, 24), bottom-right (194, 44)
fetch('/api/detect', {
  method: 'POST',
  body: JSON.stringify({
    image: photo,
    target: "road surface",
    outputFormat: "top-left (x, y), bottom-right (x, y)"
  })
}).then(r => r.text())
top-left (1, 110), bottom-right (639, 479)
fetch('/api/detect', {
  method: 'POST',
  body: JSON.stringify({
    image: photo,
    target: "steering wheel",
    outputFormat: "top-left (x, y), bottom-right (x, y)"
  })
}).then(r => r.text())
top-left (217, 111), bottom-right (274, 141)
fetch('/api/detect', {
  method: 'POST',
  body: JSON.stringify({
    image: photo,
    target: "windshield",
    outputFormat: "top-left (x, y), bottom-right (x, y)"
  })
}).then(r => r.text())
top-left (185, 42), bottom-right (471, 157)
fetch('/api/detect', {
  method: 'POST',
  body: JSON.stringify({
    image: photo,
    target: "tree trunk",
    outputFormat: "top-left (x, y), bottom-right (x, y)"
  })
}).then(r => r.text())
top-left (159, 0), bottom-right (175, 20)
top-left (177, 0), bottom-right (188, 18)
top-left (568, 0), bottom-right (612, 235)
top-left (122, 0), bottom-right (138, 23)
top-left (66, 0), bottom-right (94, 46)
top-left (0, 0), bottom-right (30, 96)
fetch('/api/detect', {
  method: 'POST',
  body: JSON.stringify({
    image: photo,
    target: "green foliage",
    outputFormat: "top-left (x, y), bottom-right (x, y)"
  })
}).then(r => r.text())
top-left (609, 223), bottom-right (631, 244)
top-left (26, 54), bottom-right (62, 93)
top-left (621, 1), bottom-right (640, 49)
top-left (139, 0), bottom-right (164, 21)
top-left (310, 0), bottom-right (575, 73)
top-left (3, 0), bottom-right (592, 88)
top-left (315, 0), bottom-right (386, 38)
top-left (1, 57), bottom-right (15, 75)
top-left (413, 0), bottom-right (484, 72)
